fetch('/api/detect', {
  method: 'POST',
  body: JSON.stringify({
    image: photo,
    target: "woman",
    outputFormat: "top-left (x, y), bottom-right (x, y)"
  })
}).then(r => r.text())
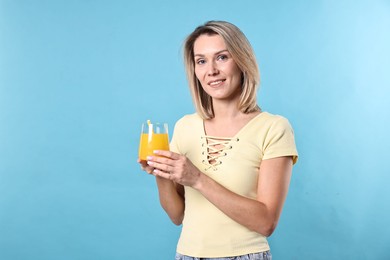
top-left (138, 21), bottom-right (298, 260)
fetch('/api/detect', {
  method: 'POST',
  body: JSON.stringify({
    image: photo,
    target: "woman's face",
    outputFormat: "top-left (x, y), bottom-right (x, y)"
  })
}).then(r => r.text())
top-left (193, 34), bottom-right (242, 102)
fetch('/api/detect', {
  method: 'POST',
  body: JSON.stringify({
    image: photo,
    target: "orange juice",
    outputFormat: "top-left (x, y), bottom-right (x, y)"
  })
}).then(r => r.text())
top-left (138, 133), bottom-right (169, 160)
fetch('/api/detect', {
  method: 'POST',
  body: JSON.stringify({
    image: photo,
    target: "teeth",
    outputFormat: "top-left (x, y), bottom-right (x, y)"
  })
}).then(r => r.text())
top-left (210, 80), bottom-right (222, 86)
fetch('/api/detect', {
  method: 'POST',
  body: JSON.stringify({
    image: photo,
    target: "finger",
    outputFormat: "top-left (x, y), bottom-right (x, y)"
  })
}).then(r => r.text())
top-left (139, 162), bottom-right (150, 170)
top-left (147, 154), bottom-right (175, 169)
top-left (140, 165), bottom-right (154, 174)
top-left (138, 159), bottom-right (147, 167)
top-left (152, 168), bottom-right (173, 180)
top-left (147, 160), bottom-right (173, 173)
top-left (153, 150), bottom-right (181, 160)
top-left (137, 159), bottom-right (155, 174)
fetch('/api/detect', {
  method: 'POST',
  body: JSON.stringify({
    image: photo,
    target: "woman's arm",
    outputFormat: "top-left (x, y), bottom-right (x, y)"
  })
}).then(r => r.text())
top-left (147, 151), bottom-right (293, 236)
top-left (195, 156), bottom-right (292, 236)
top-left (155, 176), bottom-right (185, 225)
top-left (138, 159), bottom-right (185, 225)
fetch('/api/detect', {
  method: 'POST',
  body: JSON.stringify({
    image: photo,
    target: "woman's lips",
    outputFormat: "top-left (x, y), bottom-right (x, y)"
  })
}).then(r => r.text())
top-left (208, 79), bottom-right (226, 87)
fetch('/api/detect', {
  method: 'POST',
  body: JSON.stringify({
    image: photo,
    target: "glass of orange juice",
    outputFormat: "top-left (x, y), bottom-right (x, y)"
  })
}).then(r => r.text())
top-left (138, 120), bottom-right (169, 161)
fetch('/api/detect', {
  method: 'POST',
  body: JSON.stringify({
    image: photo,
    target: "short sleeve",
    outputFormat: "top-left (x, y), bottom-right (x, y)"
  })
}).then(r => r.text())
top-left (262, 117), bottom-right (298, 164)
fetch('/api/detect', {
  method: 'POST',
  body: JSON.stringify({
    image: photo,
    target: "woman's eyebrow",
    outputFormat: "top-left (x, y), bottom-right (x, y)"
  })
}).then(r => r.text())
top-left (194, 49), bottom-right (229, 58)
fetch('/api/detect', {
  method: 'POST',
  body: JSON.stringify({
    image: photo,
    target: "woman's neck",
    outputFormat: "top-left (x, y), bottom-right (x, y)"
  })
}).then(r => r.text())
top-left (204, 104), bottom-right (260, 137)
top-left (211, 98), bottom-right (242, 120)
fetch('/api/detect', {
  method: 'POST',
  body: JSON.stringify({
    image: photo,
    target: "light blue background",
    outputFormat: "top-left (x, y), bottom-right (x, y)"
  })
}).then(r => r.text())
top-left (1, 0), bottom-right (389, 259)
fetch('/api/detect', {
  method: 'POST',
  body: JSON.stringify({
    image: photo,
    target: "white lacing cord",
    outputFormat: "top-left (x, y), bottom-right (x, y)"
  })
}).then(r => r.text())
top-left (202, 136), bottom-right (234, 171)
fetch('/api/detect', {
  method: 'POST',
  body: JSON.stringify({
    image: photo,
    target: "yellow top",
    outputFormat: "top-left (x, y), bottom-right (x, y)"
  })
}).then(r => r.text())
top-left (170, 112), bottom-right (298, 258)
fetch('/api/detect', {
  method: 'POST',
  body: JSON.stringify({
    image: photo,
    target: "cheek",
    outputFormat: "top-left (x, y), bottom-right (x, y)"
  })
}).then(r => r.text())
top-left (230, 63), bottom-right (242, 76)
top-left (193, 70), bottom-right (204, 88)
top-left (194, 69), bottom-right (204, 82)
top-left (231, 67), bottom-right (243, 82)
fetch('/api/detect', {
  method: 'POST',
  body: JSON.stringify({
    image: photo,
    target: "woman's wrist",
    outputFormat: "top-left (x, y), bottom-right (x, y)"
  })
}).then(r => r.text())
top-left (192, 170), bottom-right (206, 191)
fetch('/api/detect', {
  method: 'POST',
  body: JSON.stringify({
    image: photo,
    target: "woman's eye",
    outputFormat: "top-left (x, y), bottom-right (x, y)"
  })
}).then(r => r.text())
top-left (196, 59), bottom-right (206, 65)
top-left (217, 54), bottom-right (228, 61)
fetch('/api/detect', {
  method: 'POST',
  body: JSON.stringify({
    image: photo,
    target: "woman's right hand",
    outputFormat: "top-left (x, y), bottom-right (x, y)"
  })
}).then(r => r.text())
top-left (137, 159), bottom-right (154, 174)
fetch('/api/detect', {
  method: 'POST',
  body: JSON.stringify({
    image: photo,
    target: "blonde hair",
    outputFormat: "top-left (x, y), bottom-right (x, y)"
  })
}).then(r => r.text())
top-left (183, 20), bottom-right (260, 119)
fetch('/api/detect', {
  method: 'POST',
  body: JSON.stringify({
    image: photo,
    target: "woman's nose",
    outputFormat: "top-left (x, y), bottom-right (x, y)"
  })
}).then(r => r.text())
top-left (207, 61), bottom-right (219, 76)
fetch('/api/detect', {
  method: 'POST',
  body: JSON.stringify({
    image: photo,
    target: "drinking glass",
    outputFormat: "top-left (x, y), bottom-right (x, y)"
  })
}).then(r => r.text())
top-left (138, 121), bottom-right (169, 161)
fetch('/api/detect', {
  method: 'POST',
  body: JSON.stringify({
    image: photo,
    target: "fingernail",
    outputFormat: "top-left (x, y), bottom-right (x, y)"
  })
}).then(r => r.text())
top-left (153, 150), bottom-right (159, 154)
top-left (147, 156), bottom-right (152, 160)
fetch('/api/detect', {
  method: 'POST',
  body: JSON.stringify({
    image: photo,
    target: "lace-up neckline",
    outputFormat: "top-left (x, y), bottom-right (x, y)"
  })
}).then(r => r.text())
top-left (201, 135), bottom-right (239, 171)
top-left (200, 112), bottom-right (262, 171)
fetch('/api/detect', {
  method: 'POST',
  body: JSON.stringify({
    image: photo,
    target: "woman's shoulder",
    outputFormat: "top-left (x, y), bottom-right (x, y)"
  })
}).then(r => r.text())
top-left (174, 113), bottom-right (202, 129)
top-left (176, 113), bottom-right (202, 123)
top-left (256, 111), bottom-right (293, 129)
top-left (258, 111), bottom-right (289, 122)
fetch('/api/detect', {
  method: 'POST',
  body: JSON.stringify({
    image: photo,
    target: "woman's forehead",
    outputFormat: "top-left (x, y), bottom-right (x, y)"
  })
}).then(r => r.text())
top-left (193, 34), bottom-right (227, 57)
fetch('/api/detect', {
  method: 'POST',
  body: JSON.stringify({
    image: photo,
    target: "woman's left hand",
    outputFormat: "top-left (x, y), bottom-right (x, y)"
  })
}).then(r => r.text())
top-left (146, 150), bottom-right (201, 188)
